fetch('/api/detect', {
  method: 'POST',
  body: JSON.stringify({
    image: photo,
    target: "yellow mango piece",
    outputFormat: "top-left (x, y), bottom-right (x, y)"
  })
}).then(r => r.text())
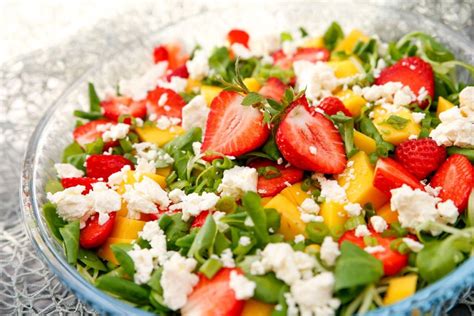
top-left (243, 78), bottom-right (261, 92)
top-left (201, 85), bottom-right (223, 106)
top-left (280, 182), bottom-right (311, 206)
top-left (186, 78), bottom-right (201, 93)
top-left (436, 96), bottom-right (455, 117)
top-left (156, 166), bottom-right (172, 177)
top-left (264, 194), bottom-right (306, 240)
top-left (98, 237), bottom-right (134, 264)
top-left (376, 203), bottom-right (399, 224)
top-left (353, 131), bottom-right (376, 154)
top-left (384, 275), bottom-right (418, 305)
top-left (302, 37), bottom-right (324, 48)
top-left (320, 201), bottom-right (347, 237)
top-left (118, 170), bottom-right (166, 194)
top-left (335, 89), bottom-right (366, 117)
top-left (110, 216), bottom-right (146, 239)
top-left (327, 59), bottom-right (362, 79)
top-left (241, 299), bottom-right (274, 316)
top-left (335, 29), bottom-right (370, 54)
top-left (337, 151), bottom-right (388, 209)
top-left (373, 107), bottom-right (421, 145)
top-left (305, 244), bottom-right (321, 254)
top-left (136, 125), bottom-right (184, 147)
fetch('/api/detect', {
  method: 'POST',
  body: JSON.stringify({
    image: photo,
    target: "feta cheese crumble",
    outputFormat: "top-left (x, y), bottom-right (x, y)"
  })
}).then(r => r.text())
top-left (313, 174), bottom-right (347, 203)
top-left (344, 203), bottom-right (362, 217)
top-left (47, 185), bottom-right (92, 222)
top-left (429, 106), bottom-right (474, 148)
top-left (239, 236), bottom-right (252, 246)
top-left (186, 49), bottom-right (210, 80)
top-left (218, 166), bottom-right (258, 199)
top-left (169, 190), bottom-right (219, 221)
top-left (294, 234), bottom-right (305, 243)
top-left (99, 123), bottom-right (130, 142)
top-left (320, 236), bottom-right (340, 266)
top-left (355, 224), bottom-right (371, 237)
top-left (293, 61), bottom-right (339, 101)
top-left (459, 86), bottom-right (474, 117)
top-left (120, 61), bottom-right (168, 101)
top-left (229, 270), bottom-right (256, 300)
top-left (298, 198), bottom-right (321, 223)
top-left (353, 82), bottom-right (416, 113)
top-left (370, 216), bottom-right (388, 233)
top-left (181, 95), bottom-right (210, 131)
top-left (364, 245), bottom-right (386, 254)
top-left (54, 163), bottom-right (84, 179)
top-left (403, 238), bottom-right (424, 253)
top-left (87, 182), bottom-right (122, 224)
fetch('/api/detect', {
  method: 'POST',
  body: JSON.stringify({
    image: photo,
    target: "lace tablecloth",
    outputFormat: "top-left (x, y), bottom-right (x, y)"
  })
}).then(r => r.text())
top-left (1, 1), bottom-right (473, 314)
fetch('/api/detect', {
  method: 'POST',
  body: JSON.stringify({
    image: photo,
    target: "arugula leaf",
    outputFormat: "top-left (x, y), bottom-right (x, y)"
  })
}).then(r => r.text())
top-left (418, 111), bottom-right (440, 138)
top-left (331, 114), bottom-right (358, 158)
top-left (246, 272), bottom-right (286, 304)
top-left (78, 248), bottom-right (107, 271)
top-left (59, 220), bottom-right (80, 264)
top-left (88, 82), bottom-right (101, 112)
top-left (148, 267), bottom-right (164, 293)
top-left (85, 137), bottom-right (104, 154)
top-left (188, 215), bottom-right (217, 263)
top-left (65, 153), bottom-right (87, 172)
top-left (96, 276), bottom-right (150, 304)
top-left (160, 213), bottom-right (191, 250)
top-left (323, 22), bottom-right (344, 51)
top-left (73, 110), bottom-right (103, 120)
top-left (383, 115), bottom-right (409, 130)
top-left (62, 142), bottom-right (84, 163)
top-left (335, 241), bottom-right (384, 291)
top-left (261, 135), bottom-right (282, 161)
top-left (43, 202), bottom-right (66, 240)
top-left (280, 32), bottom-right (293, 42)
top-left (447, 147), bottom-right (474, 163)
top-left (111, 243), bottom-right (135, 277)
top-left (165, 127), bottom-right (202, 153)
top-left (253, 63), bottom-right (294, 84)
top-left (208, 47), bottom-right (231, 80)
top-left (358, 114), bottom-right (394, 160)
top-left (242, 92), bottom-right (265, 106)
top-left (199, 258), bottom-right (223, 279)
top-left (242, 192), bottom-right (269, 247)
top-left (299, 27), bottom-right (309, 37)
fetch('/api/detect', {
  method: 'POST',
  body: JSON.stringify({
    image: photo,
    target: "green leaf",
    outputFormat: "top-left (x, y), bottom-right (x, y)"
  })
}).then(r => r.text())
top-left (447, 147), bottom-right (474, 163)
top-left (383, 115), bottom-right (409, 130)
top-left (242, 192), bottom-right (269, 247)
top-left (188, 215), bottom-right (217, 263)
top-left (331, 114), bottom-right (358, 158)
top-left (246, 273), bottom-right (286, 304)
top-left (85, 137), bottom-right (104, 155)
top-left (96, 276), bottom-right (150, 304)
top-left (241, 92), bottom-right (265, 106)
top-left (335, 241), bottom-right (384, 291)
top-left (208, 47), bottom-right (231, 80)
top-left (280, 32), bottom-right (293, 42)
top-left (358, 114), bottom-right (394, 158)
top-left (73, 110), bottom-right (103, 120)
top-left (299, 27), bottom-right (308, 37)
top-left (160, 213), bottom-right (191, 250)
top-left (148, 267), bottom-right (164, 293)
top-left (262, 136), bottom-right (282, 161)
top-left (45, 179), bottom-right (63, 194)
top-left (164, 127), bottom-right (202, 153)
top-left (62, 142), bottom-right (84, 163)
top-left (78, 248), bottom-right (107, 271)
top-left (199, 258), bottom-right (223, 279)
top-left (66, 153), bottom-right (87, 172)
top-left (59, 221), bottom-right (80, 264)
top-left (43, 202), bottom-right (66, 240)
top-left (323, 22), bottom-right (344, 51)
top-left (88, 82), bottom-right (101, 112)
top-left (111, 243), bottom-right (135, 277)
top-left (119, 138), bottom-right (133, 153)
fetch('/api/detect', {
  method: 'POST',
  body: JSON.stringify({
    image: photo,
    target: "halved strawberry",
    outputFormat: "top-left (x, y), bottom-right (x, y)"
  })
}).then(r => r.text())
top-left (191, 211), bottom-right (210, 228)
top-left (373, 157), bottom-right (424, 196)
top-left (292, 47), bottom-right (330, 63)
top-left (73, 119), bottom-right (113, 147)
top-left (61, 177), bottom-right (97, 194)
top-left (316, 96), bottom-right (352, 117)
top-left (258, 77), bottom-right (286, 102)
top-left (275, 96), bottom-right (346, 174)
top-left (375, 56), bottom-right (434, 108)
top-left (227, 29), bottom-right (250, 48)
top-left (147, 87), bottom-right (187, 119)
top-left (249, 159), bottom-right (304, 197)
top-left (430, 154), bottom-right (474, 211)
top-left (166, 64), bottom-right (189, 81)
top-left (101, 96), bottom-right (146, 123)
top-left (80, 212), bottom-right (116, 249)
top-left (86, 154), bottom-right (133, 180)
top-left (165, 43), bottom-right (189, 70)
top-left (153, 45), bottom-right (169, 64)
top-left (202, 91), bottom-right (269, 160)
top-left (181, 268), bottom-right (245, 316)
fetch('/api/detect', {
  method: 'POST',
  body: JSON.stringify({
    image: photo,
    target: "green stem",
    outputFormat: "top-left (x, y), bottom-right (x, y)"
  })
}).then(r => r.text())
top-left (358, 284), bottom-right (375, 315)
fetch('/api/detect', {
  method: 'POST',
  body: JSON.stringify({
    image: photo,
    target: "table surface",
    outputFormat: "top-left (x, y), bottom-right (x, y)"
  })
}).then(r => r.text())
top-left (1, 0), bottom-right (473, 315)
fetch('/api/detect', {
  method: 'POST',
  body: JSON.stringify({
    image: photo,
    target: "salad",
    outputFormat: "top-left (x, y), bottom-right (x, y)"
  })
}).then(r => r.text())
top-left (43, 22), bottom-right (474, 315)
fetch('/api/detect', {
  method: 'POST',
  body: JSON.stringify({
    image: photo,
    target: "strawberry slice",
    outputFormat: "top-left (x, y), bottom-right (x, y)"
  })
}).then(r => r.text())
top-left (166, 64), bottom-right (189, 81)
top-left (258, 77), bottom-right (286, 102)
top-left (249, 159), bottom-right (304, 197)
top-left (375, 56), bottom-right (434, 108)
top-left (316, 96), bottom-right (352, 117)
top-left (61, 177), bottom-right (97, 194)
top-left (292, 47), bottom-right (330, 63)
top-left (202, 91), bottom-right (270, 160)
top-left (80, 212), bottom-right (116, 249)
top-left (275, 96), bottom-right (346, 174)
top-left (86, 154), bottom-right (133, 180)
top-left (373, 157), bottom-right (424, 196)
top-left (227, 29), bottom-right (250, 48)
top-left (153, 45), bottom-right (169, 64)
top-left (430, 154), bottom-right (474, 211)
top-left (147, 87), bottom-right (187, 119)
top-left (165, 43), bottom-right (189, 70)
top-left (181, 268), bottom-right (245, 316)
top-left (73, 119), bottom-right (113, 147)
top-left (191, 211), bottom-right (210, 228)
top-left (101, 96), bottom-right (146, 123)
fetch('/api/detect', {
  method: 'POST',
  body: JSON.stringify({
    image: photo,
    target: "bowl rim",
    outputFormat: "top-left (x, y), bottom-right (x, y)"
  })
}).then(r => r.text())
top-left (19, 3), bottom-right (474, 315)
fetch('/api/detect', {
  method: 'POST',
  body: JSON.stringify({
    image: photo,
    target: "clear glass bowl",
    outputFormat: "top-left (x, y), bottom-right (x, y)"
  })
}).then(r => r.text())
top-left (20, 2), bottom-right (474, 315)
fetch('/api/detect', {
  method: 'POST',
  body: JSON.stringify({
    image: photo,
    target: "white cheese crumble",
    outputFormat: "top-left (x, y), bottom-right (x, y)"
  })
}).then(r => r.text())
top-left (294, 234), bottom-right (305, 243)
top-left (108, 165), bottom-right (131, 188)
top-left (135, 157), bottom-right (156, 175)
top-left (218, 248), bottom-right (236, 268)
top-left (168, 190), bottom-right (219, 221)
top-left (364, 245), bottom-right (386, 254)
top-left (99, 123), bottom-right (130, 142)
top-left (353, 82), bottom-right (416, 113)
top-left (181, 95), bottom-right (210, 131)
top-left (229, 270), bottom-right (256, 300)
top-left (313, 174), bottom-right (347, 203)
top-left (158, 76), bottom-right (188, 93)
top-left (155, 115), bottom-right (181, 130)
top-left (47, 185), bottom-right (93, 222)
top-left (120, 61), bottom-right (168, 101)
top-left (429, 106), bottom-right (474, 148)
top-left (212, 211), bottom-right (229, 232)
top-left (403, 238), bottom-right (424, 253)
top-left (186, 49), bottom-right (210, 80)
top-left (309, 146), bottom-right (318, 155)
top-left (298, 198), bottom-right (321, 223)
top-left (344, 203), bottom-right (362, 217)
top-left (218, 166), bottom-right (258, 199)
top-left (355, 224), bottom-right (371, 237)
top-left (54, 163), bottom-right (84, 178)
top-left (293, 61), bottom-right (339, 101)
top-left (239, 236), bottom-right (251, 246)
top-left (370, 216), bottom-right (388, 233)
top-left (411, 112), bottom-right (426, 124)
top-left (122, 176), bottom-right (170, 219)
top-left (248, 33), bottom-right (280, 56)
top-left (320, 236), bottom-right (340, 266)
top-left (231, 43), bottom-right (253, 59)
top-left (459, 86), bottom-right (474, 117)
top-left (87, 182), bottom-right (122, 225)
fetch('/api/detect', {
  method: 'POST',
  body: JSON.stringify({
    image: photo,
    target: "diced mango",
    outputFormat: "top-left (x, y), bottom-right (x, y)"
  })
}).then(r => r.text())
top-left (243, 78), bottom-right (261, 92)
top-left (260, 197), bottom-right (272, 206)
top-left (305, 244), bottom-right (321, 254)
top-left (436, 96), bottom-right (455, 117)
top-left (376, 203), bottom-right (399, 224)
top-left (280, 182), bottom-right (311, 206)
top-left (136, 125), bottom-right (184, 147)
top-left (110, 216), bottom-right (146, 239)
top-left (241, 299), bottom-right (274, 316)
top-left (327, 59), bottom-right (362, 78)
top-left (201, 85), bottom-right (223, 106)
top-left (186, 78), bottom-right (201, 93)
top-left (335, 29), bottom-right (370, 54)
top-left (383, 275), bottom-right (418, 305)
top-left (353, 131), bottom-right (376, 154)
top-left (98, 237), bottom-right (134, 264)
top-left (320, 201), bottom-right (347, 237)
top-left (156, 166), bottom-right (172, 177)
top-left (118, 170), bottom-right (166, 194)
top-left (373, 107), bottom-right (421, 145)
top-left (337, 151), bottom-right (388, 209)
top-left (302, 37), bottom-right (324, 48)
top-left (335, 89), bottom-right (367, 117)
top-left (264, 194), bottom-right (306, 240)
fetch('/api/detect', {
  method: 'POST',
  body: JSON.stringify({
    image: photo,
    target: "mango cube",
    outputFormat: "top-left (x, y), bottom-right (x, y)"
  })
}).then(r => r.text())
top-left (201, 85), bottom-right (223, 106)
top-left (280, 182), bottom-right (311, 206)
top-left (335, 89), bottom-right (367, 116)
top-left (373, 107), bottom-right (421, 145)
top-left (264, 194), bottom-right (306, 240)
top-left (337, 151), bottom-right (388, 209)
top-left (436, 96), bottom-right (454, 117)
top-left (243, 78), bottom-right (261, 92)
top-left (335, 29), bottom-right (370, 54)
top-left (136, 125), bottom-right (184, 147)
top-left (302, 37), bottom-right (324, 48)
top-left (327, 59), bottom-right (362, 79)
top-left (241, 299), bottom-right (274, 316)
top-left (320, 201), bottom-right (347, 237)
top-left (98, 237), bottom-right (134, 264)
top-left (110, 216), bottom-right (146, 240)
top-left (353, 131), bottom-right (376, 154)
top-left (186, 78), bottom-right (201, 93)
top-left (384, 275), bottom-right (418, 305)
top-left (376, 203), bottom-right (399, 224)
top-left (156, 166), bottom-right (172, 177)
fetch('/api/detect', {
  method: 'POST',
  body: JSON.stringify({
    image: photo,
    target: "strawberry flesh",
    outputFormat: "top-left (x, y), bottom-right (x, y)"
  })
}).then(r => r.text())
top-left (61, 177), bottom-right (97, 194)
top-left (73, 119), bottom-right (114, 147)
top-left (101, 96), bottom-right (146, 123)
top-left (316, 96), bottom-right (352, 117)
top-left (227, 29), bottom-right (250, 48)
top-left (258, 77), bottom-right (286, 102)
top-left (80, 212), bottom-right (116, 249)
top-left (373, 157), bottom-right (424, 196)
top-left (147, 87), bottom-right (186, 119)
top-left (153, 45), bottom-right (169, 63)
top-left (191, 211), bottom-right (210, 228)
top-left (85, 154), bottom-right (133, 180)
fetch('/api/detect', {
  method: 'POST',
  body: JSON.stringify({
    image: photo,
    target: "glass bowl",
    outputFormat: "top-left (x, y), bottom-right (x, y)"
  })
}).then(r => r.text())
top-left (20, 2), bottom-right (474, 315)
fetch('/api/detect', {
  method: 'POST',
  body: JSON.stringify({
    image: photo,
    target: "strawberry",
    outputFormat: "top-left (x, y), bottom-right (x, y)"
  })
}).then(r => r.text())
top-left (191, 211), bottom-right (210, 228)
top-left (258, 77), bottom-right (286, 102)
top-left (101, 96), bottom-right (147, 123)
top-left (248, 159), bottom-right (304, 197)
top-left (181, 268), bottom-right (245, 316)
top-left (292, 47), bottom-right (330, 63)
top-left (73, 119), bottom-right (113, 146)
top-left (147, 87), bottom-right (187, 119)
top-left (61, 177), bottom-right (97, 194)
top-left (165, 43), bottom-right (189, 70)
top-left (373, 157), bottom-right (424, 196)
top-left (85, 154), bottom-right (133, 180)
top-left (202, 91), bottom-right (269, 160)
top-left (166, 64), bottom-right (189, 81)
top-left (153, 45), bottom-right (169, 63)
top-left (275, 96), bottom-right (346, 174)
top-left (395, 138), bottom-right (446, 180)
top-left (227, 29), bottom-right (250, 48)
top-left (430, 154), bottom-right (474, 211)
top-left (316, 96), bottom-right (352, 116)
top-left (375, 56), bottom-right (434, 108)
top-left (80, 212), bottom-right (116, 249)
